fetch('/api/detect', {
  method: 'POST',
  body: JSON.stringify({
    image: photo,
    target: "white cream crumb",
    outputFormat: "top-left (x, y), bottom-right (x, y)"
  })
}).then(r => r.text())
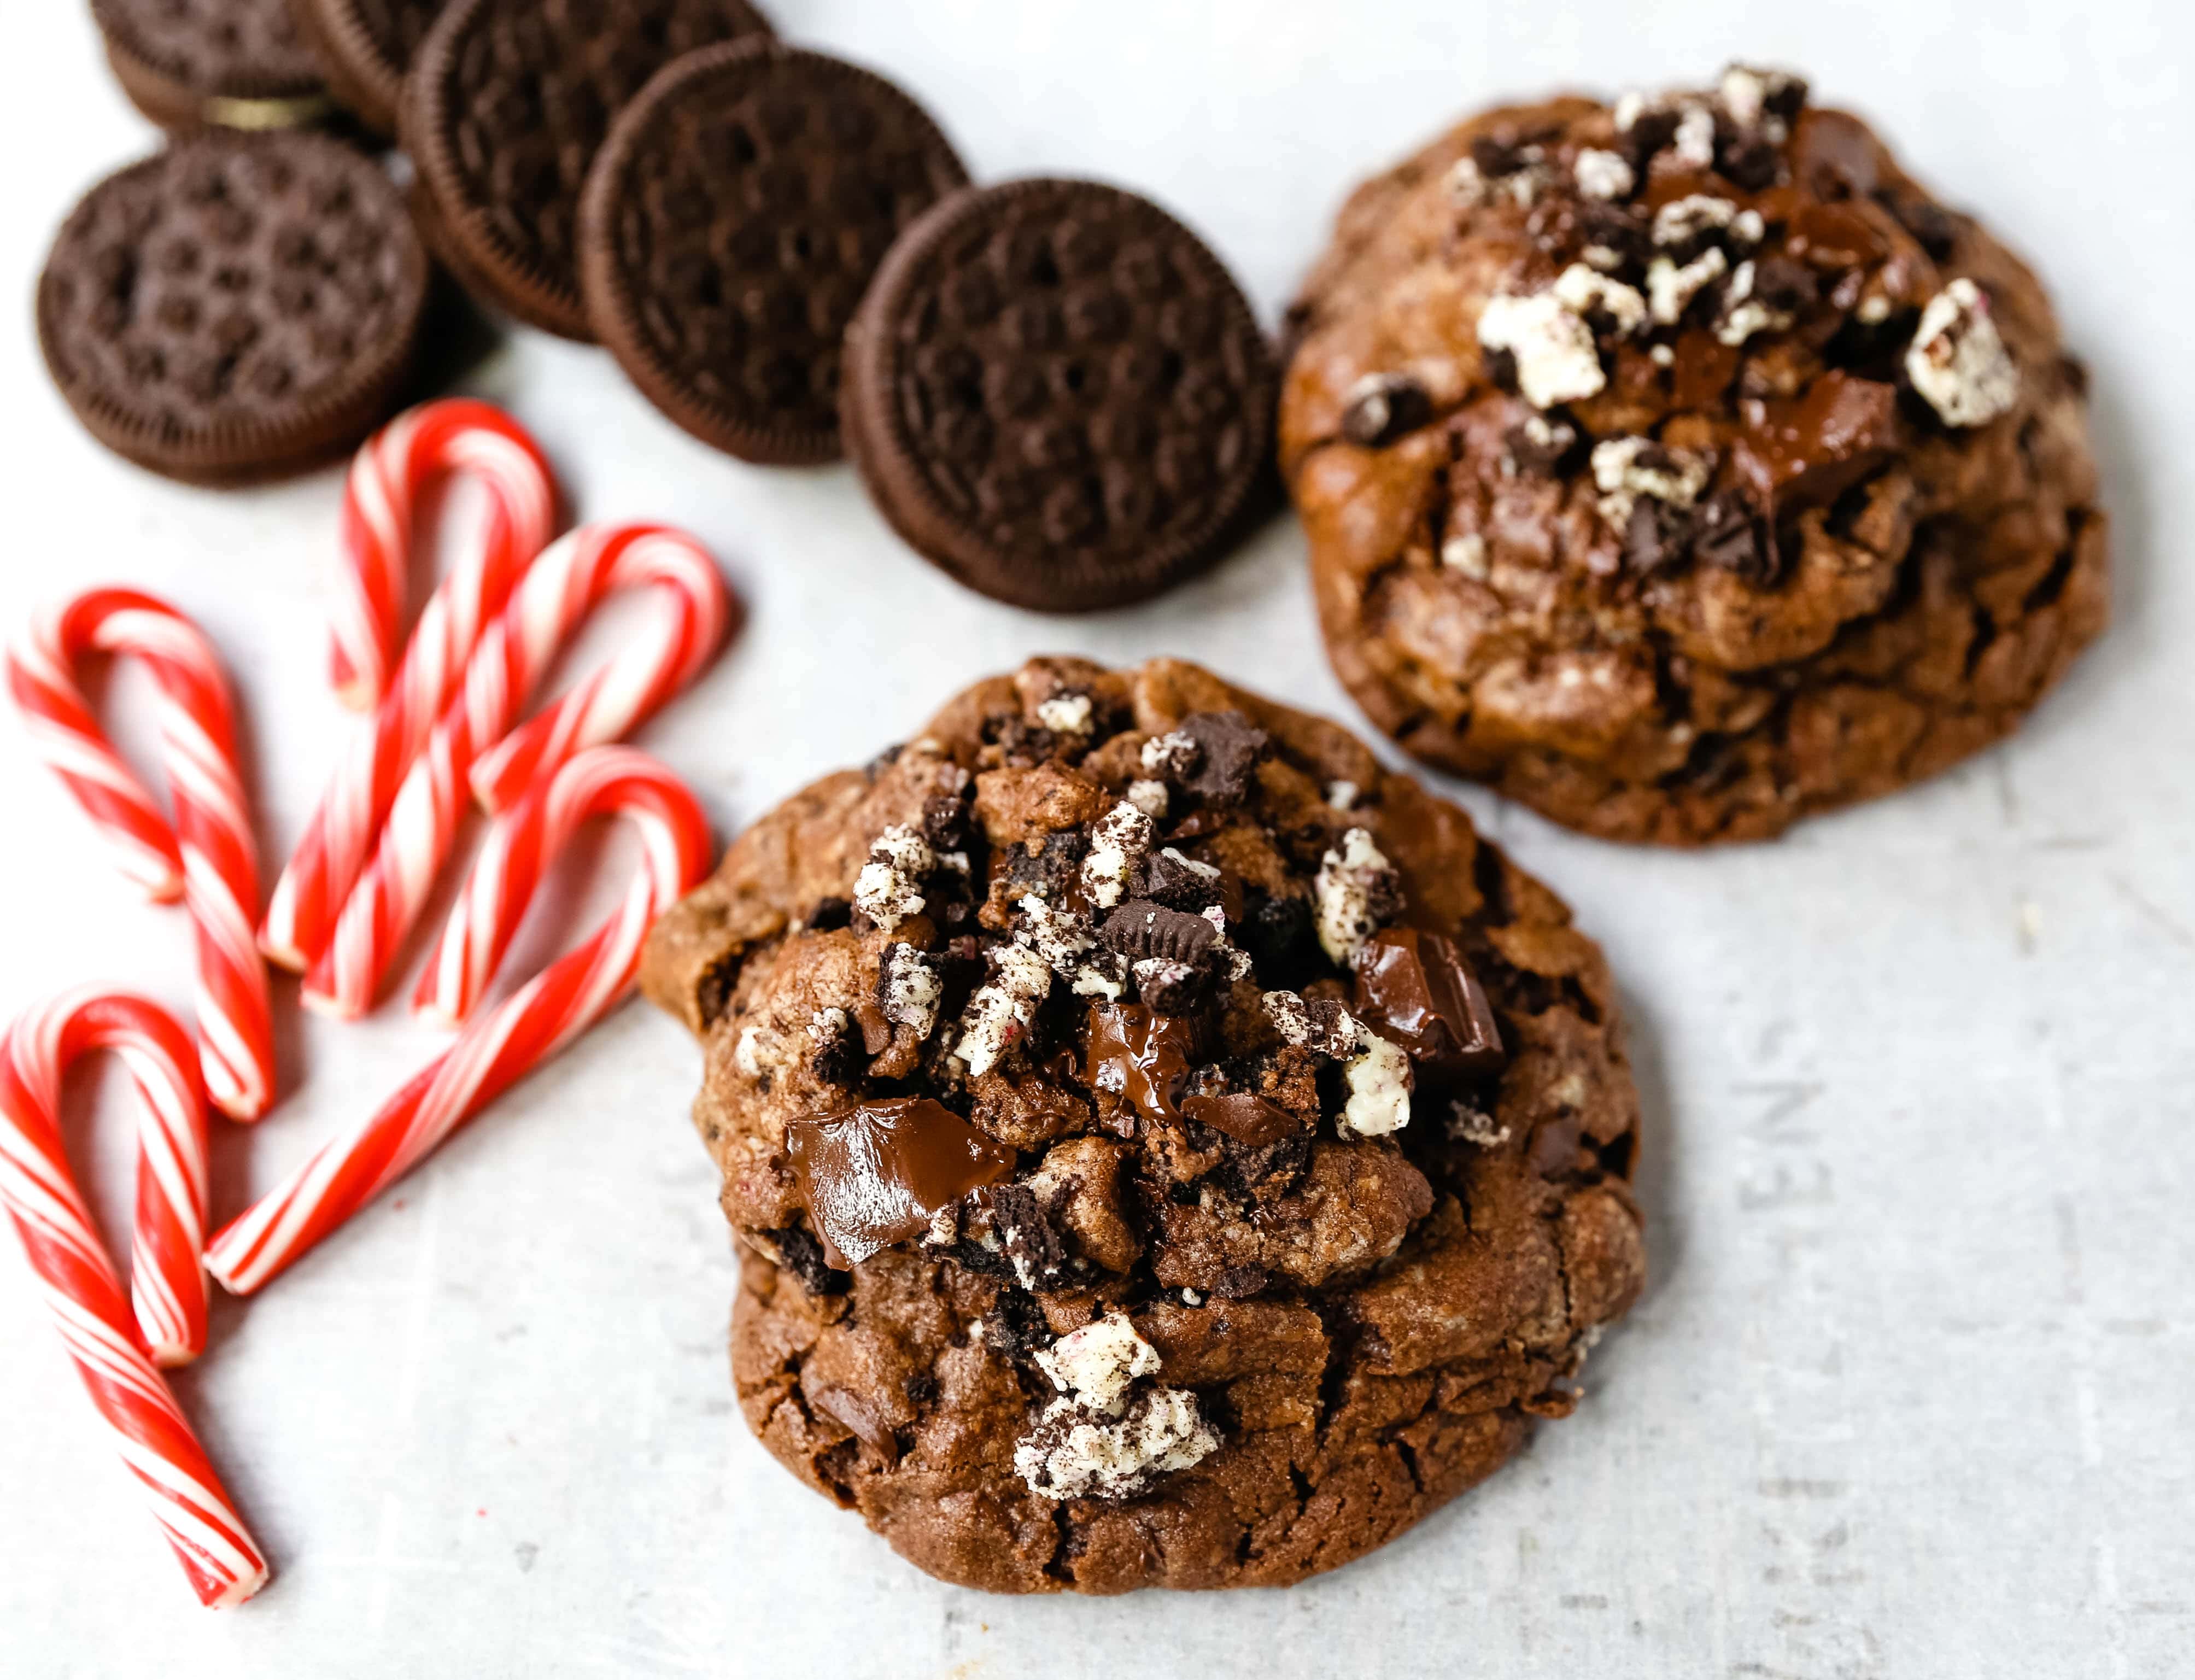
top-left (1857, 293), bottom-right (1892, 324)
top-left (1126, 778), bottom-right (1169, 818)
top-left (1445, 155), bottom-right (1488, 206)
top-left (1441, 532), bottom-right (1489, 578)
top-left (852, 823), bottom-right (934, 933)
top-left (1552, 263), bottom-right (1648, 338)
top-left (1590, 436), bottom-right (1713, 530)
top-left (1905, 278), bottom-right (2020, 427)
top-left (1477, 290), bottom-right (1606, 408)
top-left (1573, 148), bottom-right (1636, 201)
top-left (1180, 1287), bottom-right (1205, 1307)
top-left (1160, 846), bottom-right (1220, 882)
top-left (1072, 962), bottom-right (1126, 1000)
top-left (879, 945), bottom-right (941, 1039)
top-left (1014, 1387), bottom-right (1218, 1501)
top-left (1314, 827), bottom-right (1395, 962)
top-left (1325, 780), bottom-right (1361, 811)
top-left (1650, 343), bottom-right (1675, 367)
top-left (1613, 91), bottom-right (1647, 133)
top-left (1035, 694), bottom-right (1094, 736)
top-left (1198, 905), bottom-right (1254, 981)
top-left (1016, 894), bottom-right (1095, 976)
top-left (1447, 1102), bottom-right (1514, 1148)
top-left (1646, 246), bottom-right (1729, 326)
top-left (1140, 730), bottom-right (1199, 777)
top-left (1652, 194), bottom-right (1740, 248)
top-left (1733, 208), bottom-right (1765, 245)
top-left (1715, 259), bottom-right (1793, 347)
top-left (1035, 1313), bottom-right (1162, 1415)
top-left (807, 1006), bottom-right (850, 1046)
top-left (953, 944), bottom-right (1053, 1077)
top-left (1339, 1033), bottom-right (1413, 1139)
top-left (1672, 101), bottom-right (1716, 168)
top-left (1080, 801), bottom-right (1154, 911)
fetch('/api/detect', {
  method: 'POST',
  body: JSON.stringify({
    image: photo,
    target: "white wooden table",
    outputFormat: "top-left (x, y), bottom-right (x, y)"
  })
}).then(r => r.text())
top-left (2, 3), bottom-right (2188, 1675)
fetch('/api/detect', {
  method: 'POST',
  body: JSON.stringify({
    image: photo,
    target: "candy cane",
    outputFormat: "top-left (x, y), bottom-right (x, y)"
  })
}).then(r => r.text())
top-left (263, 403), bottom-right (558, 972)
top-left (0, 990), bottom-right (267, 1607)
top-left (300, 523), bottom-right (730, 1020)
top-left (207, 749), bottom-right (710, 1293)
top-left (7, 592), bottom-right (276, 1122)
top-left (328, 399), bottom-right (559, 713)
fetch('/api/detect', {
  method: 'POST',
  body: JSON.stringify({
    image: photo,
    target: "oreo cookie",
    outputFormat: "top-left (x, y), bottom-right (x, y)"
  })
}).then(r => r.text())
top-left (402, 0), bottom-right (775, 341)
top-left (289, 0), bottom-right (447, 137)
top-left (37, 131), bottom-right (429, 484)
top-left (92, 0), bottom-right (331, 131)
top-left (580, 41), bottom-right (968, 465)
top-left (841, 178), bottom-right (1278, 612)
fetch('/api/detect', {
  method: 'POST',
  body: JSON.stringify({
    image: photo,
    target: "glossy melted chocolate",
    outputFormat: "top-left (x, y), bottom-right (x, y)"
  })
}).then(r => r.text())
top-left (1351, 927), bottom-right (1506, 1077)
top-left (1085, 1004), bottom-right (1198, 1129)
top-left (785, 1098), bottom-right (1016, 1267)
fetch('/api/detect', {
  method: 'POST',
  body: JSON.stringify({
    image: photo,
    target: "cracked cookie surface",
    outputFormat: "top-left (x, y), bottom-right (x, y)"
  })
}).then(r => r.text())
top-left (644, 656), bottom-right (1644, 1592)
top-left (1281, 67), bottom-right (2107, 845)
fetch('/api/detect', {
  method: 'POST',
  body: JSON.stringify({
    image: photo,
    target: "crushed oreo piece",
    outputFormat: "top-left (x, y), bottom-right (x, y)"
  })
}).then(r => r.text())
top-left (1623, 497), bottom-right (1693, 577)
top-left (1137, 846), bottom-right (1225, 910)
top-left (1001, 830), bottom-right (1090, 903)
top-left (1175, 711), bottom-right (1270, 804)
top-left (1133, 958), bottom-right (1209, 1015)
top-left (1881, 192), bottom-right (1959, 260)
top-left (763, 1225), bottom-right (848, 1297)
top-left (975, 1183), bottom-right (1068, 1290)
top-left (1577, 200), bottom-right (1649, 272)
top-left (1750, 256), bottom-right (1820, 316)
top-left (1716, 128), bottom-right (1782, 191)
top-left (804, 896), bottom-right (853, 932)
top-left (1101, 900), bottom-right (1221, 966)
top-left (1690, 489), bottom-right (1781, 586)
top-left (1339, 372), bottom-right (1435, 448)
top-left (1482, 344), bottom-right (1520, 395)
top-left (1505, 415), bottom-right (1581, 476)
top-left (1238, 892), bottom-right (1319, 990)
top-left (981, 1289), bottom-right (1052, 1361)
top-left (921, 791), bottom-right (975, 850)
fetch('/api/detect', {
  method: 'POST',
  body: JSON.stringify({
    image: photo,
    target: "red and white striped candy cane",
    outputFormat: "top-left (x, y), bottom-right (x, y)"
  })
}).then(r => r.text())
top-left (262, 403), bottom-right (558, 972)
top-left (7, 592), bottom-right (276, 1122)
top-left (0, 990), bottom-right (267, 1607)
top-left (301, 523), bottom-right (730, 1019)
top-left (207, 748), bottom-right (710, 1293)
top-left (327, 398), bottom-right (559, 713)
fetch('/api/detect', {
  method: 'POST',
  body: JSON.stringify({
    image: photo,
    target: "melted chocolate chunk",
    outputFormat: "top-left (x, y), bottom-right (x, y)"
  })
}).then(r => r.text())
top-left (1733, 371), bottom-right (1901, 518)
top-left (1085, 1004), bottom-right (1199, 1129)
top-left (1100, 900), bottom-right (1218, 965)
top-left (1351, 927), bottom-right (1507, 1077)
top-left (1341, 373), bottom-right (1434, 448)
top-left (785, 1098), bottom-right (1017, 1267)
top-left (1175, 711), bottom-right (1271, 804)
top-left (1180, 1091), bottom-right (1300, 1146)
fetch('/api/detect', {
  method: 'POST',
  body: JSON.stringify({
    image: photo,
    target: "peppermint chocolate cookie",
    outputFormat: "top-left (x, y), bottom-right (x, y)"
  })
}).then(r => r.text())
top-left (1282, 67), bottom-right (2108, 844)
top-left (643, 657), bottom-right (1643, 1593)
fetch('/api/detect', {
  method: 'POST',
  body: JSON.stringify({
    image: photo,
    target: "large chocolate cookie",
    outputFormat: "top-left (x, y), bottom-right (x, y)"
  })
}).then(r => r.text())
top-left (402, 0), bottom-right (774, 340)
top-left (580, 42), bottom-right (968, 465)
top-left (93, 0), bottom-right (331, 131)
top-left (1281, 66), bottom-right (2108, 844)
top-left (841, 181), bottom-right (1278, 612)
top-left (288, 0), bottom-right (445, 136)
top-left (37, 131), bottom-right (429, 484)
top-left (643, 656), bottom-right (1644, 1593)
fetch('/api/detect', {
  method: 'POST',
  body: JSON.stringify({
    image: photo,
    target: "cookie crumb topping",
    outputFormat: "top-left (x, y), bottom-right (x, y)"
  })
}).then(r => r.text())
top-left (1905, 278), bottom-right (2019, 426)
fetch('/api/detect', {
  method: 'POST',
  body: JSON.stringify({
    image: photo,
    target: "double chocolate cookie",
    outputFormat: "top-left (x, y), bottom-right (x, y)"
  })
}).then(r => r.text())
top-left (403, 0), bottom-right (775, 339)
top-left (38, 130), bottom-right (430, 483)
top-left (288, 0), bottom-right (445, 136)
top-left (1283, 67), bottom-right (2108, 844)
top-left (643, 656), bottom-right (1643, 1593)
top-left (580, 42), bottom-right (969, 465)
top-left (842, 180), bottom-right (1279, 611)
top-left (93, 0), bottom-right (330, 131)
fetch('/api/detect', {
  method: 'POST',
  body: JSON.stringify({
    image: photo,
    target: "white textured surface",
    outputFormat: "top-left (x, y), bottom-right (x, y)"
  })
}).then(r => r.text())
top-left (3, 3), bottom-right (2190, 1676)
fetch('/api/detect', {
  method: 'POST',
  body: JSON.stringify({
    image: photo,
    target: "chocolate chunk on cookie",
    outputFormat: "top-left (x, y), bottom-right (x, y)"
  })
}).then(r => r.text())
top-left (841, 179), bottom-right (1278, 612)
top-left (579, 42), bottom-right (968, 465)
top-left (93, 0), bottom-right (330, 131)
top-left (645, 655), bottom-right (1644, 1593)
top-left (402, 0), bottom-right (774, 340)
top-left (37, 131), bottom-right (429, 484)
top-left (289, 0), bottom-right (446, 137)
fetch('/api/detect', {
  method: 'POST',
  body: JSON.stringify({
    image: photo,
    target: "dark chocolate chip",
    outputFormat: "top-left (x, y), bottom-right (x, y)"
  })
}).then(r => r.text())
top-left (1691, 489), bottom-right (1783, 586)
top-left (1340, 373), bottom-right (1434, 448)
top-left (1175, 710), bottom-right (1269, 803)
top-left (921, 791), bottom-right (974, 850)
top-left (1505, 417), bottom-right (1581, 476)
top-left (1882, 192), bottom-right (1960, 261)
top-left (1483, 344), bottom-right (1520, 395)
top-left (1622, 497), bottom-right (1693, 576)
top-left (1717, 131), bottom-right (1783, 191)
top-left (1749, 256), bottom-right (1820, 314)
top-left (1470, 135), bottom-right (1523, 178)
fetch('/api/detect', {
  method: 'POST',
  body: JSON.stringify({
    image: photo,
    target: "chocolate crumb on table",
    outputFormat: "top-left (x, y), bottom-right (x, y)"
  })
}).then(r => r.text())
top-left (642, 655), bottom-right (1643, 1593)
top-left (1281, 65), bottom-right (2108, 845)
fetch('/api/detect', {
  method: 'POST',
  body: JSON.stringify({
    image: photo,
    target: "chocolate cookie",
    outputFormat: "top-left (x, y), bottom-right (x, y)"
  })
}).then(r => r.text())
top-left (38, 131), bottom-right (429, 484)
top-left (579, 42), bottom-right (969, 465)
top-left (402, 0), bottom-right (774, 341)
top-left (93, 0), bottom-right (331, 131)
top-left (841, 180), bottom-right (1278, 612)
top-left (643, 656), bottom-right (1644, 1593)
top-left (1281, 66), bottom-right (2108, 844)
top-left (287, 0), bottom-right (444, 136)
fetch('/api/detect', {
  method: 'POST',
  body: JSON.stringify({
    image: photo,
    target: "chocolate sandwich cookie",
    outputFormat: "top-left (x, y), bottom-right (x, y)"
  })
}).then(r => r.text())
top-left (287, 0), bottom-right (445, 136)
top-left (93, 0), bottom-right (332, 131)
top-left (841, 179), bottom-right (1278, 612)
top-left (402, 0), bottom-right (775, 341)
top-left (38, 131), bottom-right (430, 484)
top-left (580, 42), bottom-right (969, 465)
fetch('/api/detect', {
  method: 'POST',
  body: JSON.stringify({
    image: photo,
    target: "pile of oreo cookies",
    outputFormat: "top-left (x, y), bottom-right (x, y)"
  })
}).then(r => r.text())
top-left (43, 0), bottom-right (1277, 609)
